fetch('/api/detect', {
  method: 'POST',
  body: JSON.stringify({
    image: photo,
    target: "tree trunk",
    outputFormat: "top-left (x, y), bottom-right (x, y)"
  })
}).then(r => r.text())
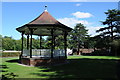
top-left (111, 27), bottom-right (114, 41)
top-left (110, 22), bottom-right (115, 55)
top-left (77, 42), bottom-right (80, 55)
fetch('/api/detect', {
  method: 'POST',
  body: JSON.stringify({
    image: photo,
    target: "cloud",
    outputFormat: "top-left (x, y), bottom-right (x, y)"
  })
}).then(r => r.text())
top-left (57, 17), bottom-right (102, 36)
top-left (57, 11), bottom-right (100, 36)
top-left (57, 17), bottom-right (89, 28)
top-left (75, 3), bottom-right (81, 7)
top-left (86, 26), bottom-right (102, 36)
top-left (72, 11), bottom-right (93, 18)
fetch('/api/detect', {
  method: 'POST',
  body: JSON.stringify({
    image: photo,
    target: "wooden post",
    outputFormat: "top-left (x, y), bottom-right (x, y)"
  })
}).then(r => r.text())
top-left (53, 34), bottom-right (55, 58)
top-left (30, 29), bottom-right (33, 58)
top-left (51, 29), bottom-right (54, 58)
top-left (19, 32), bottom-right (24, 61)
top-left (27, 34), bottom-right (29, 50)
top-left (40, 36), bottom-right (42, 56)
top-left (21, 32), bottom-right (24, 56)
top-left (64, 31), bottom-right (67, 59)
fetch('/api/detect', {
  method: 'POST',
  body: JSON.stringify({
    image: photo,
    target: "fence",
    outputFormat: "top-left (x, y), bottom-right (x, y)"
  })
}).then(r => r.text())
top-left (1, 51), bottom-right (21, 57)
top-left (23, 49), bottom-right (65, 58)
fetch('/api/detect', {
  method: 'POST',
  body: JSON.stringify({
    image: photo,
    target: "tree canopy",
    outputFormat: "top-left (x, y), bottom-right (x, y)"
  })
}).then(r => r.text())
top-left (96, 9), bottom-right (120, 39)
top-left (96, 9), bottom-right (120, 56)
top-left (68, 23), bottom-right (88, 55)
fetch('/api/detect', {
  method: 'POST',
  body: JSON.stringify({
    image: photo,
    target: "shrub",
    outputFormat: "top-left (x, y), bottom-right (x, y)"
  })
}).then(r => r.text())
top-left (0, 52), bottom-right (21, 57)
top-left (91, 50), bottom-right (111, 56)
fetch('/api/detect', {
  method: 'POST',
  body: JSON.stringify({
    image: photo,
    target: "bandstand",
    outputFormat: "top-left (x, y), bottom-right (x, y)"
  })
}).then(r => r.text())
top-left (16, 6), bottom-right (72, 66)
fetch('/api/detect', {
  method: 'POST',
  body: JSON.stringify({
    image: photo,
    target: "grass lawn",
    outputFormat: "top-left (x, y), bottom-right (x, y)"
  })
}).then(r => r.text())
top-left (1, 56), bottom-right (120, 79)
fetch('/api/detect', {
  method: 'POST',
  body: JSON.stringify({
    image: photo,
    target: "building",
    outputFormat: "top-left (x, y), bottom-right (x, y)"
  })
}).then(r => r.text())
top-left (16, 6), bottom-right (72, 66)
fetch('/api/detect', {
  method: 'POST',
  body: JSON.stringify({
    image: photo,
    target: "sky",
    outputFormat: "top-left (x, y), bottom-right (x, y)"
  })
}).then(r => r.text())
top-left (1, 0), bottom-right (120, 2)
top-left (1, 2), bottom-right (119, 40)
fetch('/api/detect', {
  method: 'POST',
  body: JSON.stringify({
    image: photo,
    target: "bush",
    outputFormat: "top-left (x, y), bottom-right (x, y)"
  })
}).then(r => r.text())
top-left (0, 52), bottom-right (21, 57)
top-left (81, 53), bottom-right (92, 56)
top-left (111, 40), bottom-right (120, 56)
top-left (91, 50), bottom-right (111, 56)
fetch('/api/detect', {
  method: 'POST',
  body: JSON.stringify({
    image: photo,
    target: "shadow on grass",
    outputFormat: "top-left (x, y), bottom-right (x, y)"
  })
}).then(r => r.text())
top-left (30, 58), bottom-right (119, 80)
top-left (6, 59), bottom-right (19, 63)
top-left (117, 60), bottom-right (120, 80)
top-left (1, 60), bottom-right (18, 80)
top-left (4, 57), bottom-right (119, 80)
top-left (0, 65), bottom-right (9, 69)
top-left (0, 65), bottom-right (9, 72)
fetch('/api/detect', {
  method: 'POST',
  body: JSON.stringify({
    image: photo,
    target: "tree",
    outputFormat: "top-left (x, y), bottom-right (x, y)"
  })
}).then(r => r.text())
top-left (68, 23), bottom-right (88, 55)
top-left (32, 38), bottom-right (40, 49)
top-left (0, 35), bottom-right (2, 50)
top-left (96, 9), bottom-right (120, 39)
top-left (2, 36), bottom-right (16, 50)
top-left (44, 35), bottom-right (64, 49)
top-left (96, 9), bottom-right (120, 56)
top-left (44, 36), bottom-right (52, 49)
top-left (32, 37), bottom-right (45, 49)
top-left (83, 36), bottom-right (96, 49)
top-left (15, 39), bottom-right (22, 51)
top-left (55, 35), bottom-right (64, 49)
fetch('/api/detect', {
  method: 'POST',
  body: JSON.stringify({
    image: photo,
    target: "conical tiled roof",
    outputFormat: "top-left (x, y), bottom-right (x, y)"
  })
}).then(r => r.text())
top-left (26, 10), bottom-right (70, 28)
top-left (28, 11), bottom-right (60, 25)
top-left (16, 8), bottom-right (72, 36)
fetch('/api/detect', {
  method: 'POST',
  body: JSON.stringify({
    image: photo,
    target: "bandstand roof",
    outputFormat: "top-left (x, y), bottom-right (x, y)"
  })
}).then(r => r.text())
top-left (16, 7), bottom-right (72, 36)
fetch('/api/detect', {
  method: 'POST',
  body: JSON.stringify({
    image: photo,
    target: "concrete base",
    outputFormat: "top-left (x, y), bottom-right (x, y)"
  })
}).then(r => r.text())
top-left (20, 57), bottom-right (66, 66)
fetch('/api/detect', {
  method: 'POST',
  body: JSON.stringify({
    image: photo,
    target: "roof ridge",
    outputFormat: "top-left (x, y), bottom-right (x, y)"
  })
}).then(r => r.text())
top-left (28, 10), bottom-right (59, 25)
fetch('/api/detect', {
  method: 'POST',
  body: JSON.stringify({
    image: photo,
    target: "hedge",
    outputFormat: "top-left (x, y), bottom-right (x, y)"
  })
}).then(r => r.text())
top-left (0, 52), bottom-right (21, 57)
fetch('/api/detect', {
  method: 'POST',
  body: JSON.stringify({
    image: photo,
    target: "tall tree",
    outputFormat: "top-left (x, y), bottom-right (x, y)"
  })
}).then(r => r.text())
top-left (55, 35), bottom-right (64, 49)
top-left (45, 35), bottom-right (64, 49)
top-left (96, 9), bottom-right (120, 55)
top-left (68, 23), bottom-right (88, 55)
top-left (44, 36), bottom-right (52, 49)
top-left (96, 9), bottom-right (120, 39)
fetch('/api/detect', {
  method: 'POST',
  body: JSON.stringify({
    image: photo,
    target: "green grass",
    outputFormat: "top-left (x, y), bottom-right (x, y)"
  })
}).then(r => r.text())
top-left (68, 55), bottom-right (120, 59)
top-left (1, 56), bottom-right (120, 79)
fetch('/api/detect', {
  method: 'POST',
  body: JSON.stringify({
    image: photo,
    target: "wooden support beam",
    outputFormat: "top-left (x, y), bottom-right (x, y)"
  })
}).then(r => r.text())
top-left (21, 32), bottom-right (24, 56)
top-left (40, 36), bottom-right (42, 49)
top-left (19, 32), bottom-right (24, 61)
top-left (30, 29), bottom-right (33, 58)
top-left (40, 36), bottom-right (42, 56)
top-left (51, 29), bottom-right (54, 58)
top-left (64, 31), bottom-right (67, 59)
top-left (53, 36), bottom-right (55, 49)
top-left (27, 34), bottom-right (29, 50)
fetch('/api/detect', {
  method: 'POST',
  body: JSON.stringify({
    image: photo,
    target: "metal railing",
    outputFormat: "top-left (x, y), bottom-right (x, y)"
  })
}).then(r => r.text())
top-left (22, 49), bottom-right (65, 58)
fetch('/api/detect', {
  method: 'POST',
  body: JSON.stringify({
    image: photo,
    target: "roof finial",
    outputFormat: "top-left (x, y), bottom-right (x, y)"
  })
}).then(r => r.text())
top-left (45, 5), bottom-right (48, 12)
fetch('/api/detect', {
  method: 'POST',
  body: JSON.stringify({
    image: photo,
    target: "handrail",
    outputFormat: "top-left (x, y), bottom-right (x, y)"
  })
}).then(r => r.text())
top-left (23, 49), bottom-right (65, 57)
